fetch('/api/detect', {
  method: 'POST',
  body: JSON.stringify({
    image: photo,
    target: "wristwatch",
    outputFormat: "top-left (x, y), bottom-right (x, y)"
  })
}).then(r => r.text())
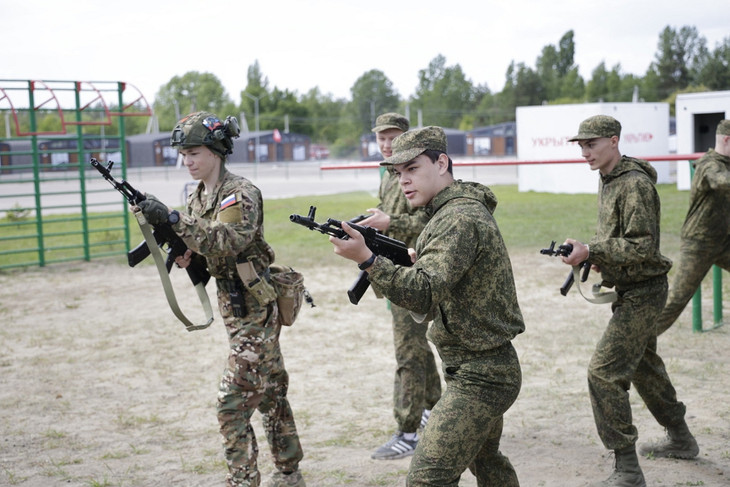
top-left (358, 253), bottom-right (376, 270)
top-left (168, 210), bottom-right (180, 225)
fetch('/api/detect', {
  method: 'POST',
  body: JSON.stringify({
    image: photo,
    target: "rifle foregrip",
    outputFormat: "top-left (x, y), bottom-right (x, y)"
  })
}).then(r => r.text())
top-left (580, 262), bottom-right (591, 282)
top-left (347, 270), bottom-right (371, 305)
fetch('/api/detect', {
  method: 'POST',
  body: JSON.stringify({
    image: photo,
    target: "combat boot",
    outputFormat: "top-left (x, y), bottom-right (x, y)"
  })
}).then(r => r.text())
top-left (639, 420), bottom-right (699, 459)
top-left (267, 469), bottom-right (306, 487)
top-left (590, 446), bottom-right (646, 487)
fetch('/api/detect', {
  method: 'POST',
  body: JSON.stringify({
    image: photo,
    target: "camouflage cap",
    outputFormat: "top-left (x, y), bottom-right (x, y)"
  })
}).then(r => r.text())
top-left (568, 115), bottom-right (622, 142)
top-left (717, 119), bottom-right (730, 135)
top-left (372, 112), bottom-right (409, 133)
top-left (380, 126), bottom-right (447, 166)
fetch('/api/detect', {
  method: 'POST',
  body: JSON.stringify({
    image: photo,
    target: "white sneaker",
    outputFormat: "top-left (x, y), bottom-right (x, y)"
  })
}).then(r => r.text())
top-left (420, 409), bottom-right (431, 429)
top-left (371, 432), bottom-right (418, 460)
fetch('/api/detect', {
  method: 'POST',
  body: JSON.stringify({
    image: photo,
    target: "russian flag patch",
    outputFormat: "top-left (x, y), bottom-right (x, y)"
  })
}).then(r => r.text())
top-left (220, 193), bottom-right (238, 210)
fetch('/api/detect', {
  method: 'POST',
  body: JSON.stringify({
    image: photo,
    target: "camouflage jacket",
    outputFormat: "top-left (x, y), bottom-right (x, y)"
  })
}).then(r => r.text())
top-left (368, 180), bottom-right (525, 364)
top-left (680, 148), bottom-right (730, 244)
top-left (588, 156), bottom-right (672, 288)
top-left (173, 168), bottom-right (275, 280)
top-left (378, 169), bottom-right (429, 247)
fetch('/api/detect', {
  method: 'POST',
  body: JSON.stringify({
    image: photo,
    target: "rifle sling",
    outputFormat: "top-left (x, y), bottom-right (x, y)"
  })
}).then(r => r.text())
top-left (572, 265), bottom-right (617, 304)
top-left (135, 212), bottom-right (214, 331)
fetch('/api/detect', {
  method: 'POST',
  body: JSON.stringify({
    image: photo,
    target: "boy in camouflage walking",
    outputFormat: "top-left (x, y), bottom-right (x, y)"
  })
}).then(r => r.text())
top-left (135, 111), bottom-right (305, 487)
top-left (330, 126), bottom-right (524, 486)
top-left (561, 115), bottom-right (698, 487)
top-left (655, 119), bottom-right (730, 337)
top-left (359, 113), bottom-right (442, 460)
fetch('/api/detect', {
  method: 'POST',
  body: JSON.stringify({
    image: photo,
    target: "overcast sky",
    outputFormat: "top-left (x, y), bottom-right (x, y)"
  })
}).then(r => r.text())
top-left (3, 0), bottom-right (729, 106)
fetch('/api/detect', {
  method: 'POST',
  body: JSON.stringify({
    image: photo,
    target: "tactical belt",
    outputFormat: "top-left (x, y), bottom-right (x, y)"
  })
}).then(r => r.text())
top-left (135, 212), bottom-right (215, 331)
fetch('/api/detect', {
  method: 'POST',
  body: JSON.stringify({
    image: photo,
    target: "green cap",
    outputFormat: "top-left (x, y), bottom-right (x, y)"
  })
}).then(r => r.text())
top-left (717, 120), bottom-right (730, 135)
top-left (372, 112), bottom-right (409, 133)
top-left (568, 115), bottom-right (622, 142)
top-left (380, 126), bottom-right (447, 166)
top-left (170, 111), bottom-right (240, 157)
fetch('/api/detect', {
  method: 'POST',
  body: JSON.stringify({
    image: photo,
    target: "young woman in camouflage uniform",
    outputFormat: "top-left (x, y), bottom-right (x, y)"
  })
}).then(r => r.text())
top-left (136, 111), bottom-right (305, 487)
top-left (330, 126), bottom-right (525, 486)
top-left (562, 115), bottom-right (698, 487)
top-left (359, 113), bottom-right (442, 460)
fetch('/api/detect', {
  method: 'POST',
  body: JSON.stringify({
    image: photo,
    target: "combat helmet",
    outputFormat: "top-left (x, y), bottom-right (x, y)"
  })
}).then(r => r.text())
top-left (170, 111), bottom-right (240, 158)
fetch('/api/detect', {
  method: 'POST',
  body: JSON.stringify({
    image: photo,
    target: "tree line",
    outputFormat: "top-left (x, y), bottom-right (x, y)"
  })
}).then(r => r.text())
top-left (3, 26), bottom-right (729, 160)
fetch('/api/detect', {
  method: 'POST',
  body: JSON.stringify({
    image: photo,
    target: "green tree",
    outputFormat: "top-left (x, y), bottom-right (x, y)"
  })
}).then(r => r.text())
top-left (585, 62), bottom-right (641, 102)
top-left (536, 31), bottom-right (584, 101)
top-left (154, 71), bottom-right (235, 131)
top-left (348, 69), bottom-right (401, 135)
top-left (262, 87), bottom-right (310, 135)
top-left (497, 61), bottom-right (544, 117)
top-left (645, 25), bottom-right (708, 100)
top-left (299, 87), bottom-right (347, 143)
top-left (239, 60), bottom-right (271, 129)
top-left (411, 54), bottom-right (477, 128)
top-left (698, 36), bottom-right (730, 91)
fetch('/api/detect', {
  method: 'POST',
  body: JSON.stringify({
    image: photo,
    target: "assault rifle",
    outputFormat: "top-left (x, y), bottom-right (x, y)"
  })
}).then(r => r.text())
top-left (290, 206), bottom-right (412, 304)
top-left (90, 158), bottom-right (210, 288)
top-left (539, 240), bottom-right (590, 296)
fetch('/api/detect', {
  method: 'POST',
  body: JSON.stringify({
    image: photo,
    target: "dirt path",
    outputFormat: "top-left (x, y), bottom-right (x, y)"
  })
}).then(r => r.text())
top-left (1, 251), bottom-right (728, 486)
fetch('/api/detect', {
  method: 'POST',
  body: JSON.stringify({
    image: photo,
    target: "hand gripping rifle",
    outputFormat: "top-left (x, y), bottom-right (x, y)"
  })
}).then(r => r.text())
top-left (90, 158), bottom-right (214, 331)
top-left (290, 206), bottom-right (412, 304)
top-left (540, 240), bottom-right (616, 304)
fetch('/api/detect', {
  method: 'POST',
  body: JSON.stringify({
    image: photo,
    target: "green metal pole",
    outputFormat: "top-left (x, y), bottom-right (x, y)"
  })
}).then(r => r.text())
top-left (688, 159), bottom-right (702, 332)
top-left (28, 81), bottom-right (45, 267)
top-left (117, 82), bottom-right (130, 253)
top-left (75, 82), bottom-right (91, 261)
top-left (713, 265), bottom-right (722, 325)
top-left (692, 287), bottom-right (702, 332)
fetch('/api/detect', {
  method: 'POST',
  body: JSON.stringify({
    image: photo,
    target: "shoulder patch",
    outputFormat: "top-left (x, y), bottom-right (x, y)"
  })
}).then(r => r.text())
top-left (220, 193), bottom-right (238, 209)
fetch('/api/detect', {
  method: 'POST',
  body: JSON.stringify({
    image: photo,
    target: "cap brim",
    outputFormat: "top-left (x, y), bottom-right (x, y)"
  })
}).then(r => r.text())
top-left (379, 147), bottom-right (425, 166)
top-left (372, 124), bottom-right (403, 133)
top-left (567, 133), bottom-right (602, 142)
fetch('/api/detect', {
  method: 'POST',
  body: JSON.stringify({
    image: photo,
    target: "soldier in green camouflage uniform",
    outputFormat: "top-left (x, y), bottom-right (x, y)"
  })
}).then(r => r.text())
top-left (136, 112), bottom-right (305, 487)
top-left (360, 113), bottom-right (441, 460)
top-left (330, 126), bottom-right (524, 486)
top-left (656, 119), bottom-right (730, 336)
top-left (563, 115), bottom-right (698, 487)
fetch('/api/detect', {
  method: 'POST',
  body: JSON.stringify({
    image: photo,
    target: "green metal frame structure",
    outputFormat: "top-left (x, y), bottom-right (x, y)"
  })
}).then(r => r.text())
top-left (0, 79), bottom-right (151, 269)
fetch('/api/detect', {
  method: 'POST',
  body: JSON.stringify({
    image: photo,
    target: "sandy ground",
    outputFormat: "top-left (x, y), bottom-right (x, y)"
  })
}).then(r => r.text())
top-left (0, 251), bottom-right (728, 487)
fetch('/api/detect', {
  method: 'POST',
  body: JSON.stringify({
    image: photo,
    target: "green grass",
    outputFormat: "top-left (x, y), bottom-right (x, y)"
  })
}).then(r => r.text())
top-left (265, 184), bottom-right (689, 264)
top-left (0, 185), bottom-right (691, 270)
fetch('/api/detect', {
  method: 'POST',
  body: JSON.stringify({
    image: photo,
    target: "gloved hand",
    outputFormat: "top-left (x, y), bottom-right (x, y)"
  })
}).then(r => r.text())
top-left (137, 194), bottom-right (169, 225)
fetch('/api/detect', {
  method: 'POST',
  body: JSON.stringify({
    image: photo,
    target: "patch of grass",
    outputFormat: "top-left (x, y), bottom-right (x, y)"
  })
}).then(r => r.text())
top-left (180, 455), bottom-right (227, 475)
top-left (1, 466), bottom-right (28, 485)
top-left (114, 412), bottom-right (162, 429)
top-left (0, 184), bottom-right (694, 271)
top-left (85, 477), bottom-right (113, 487)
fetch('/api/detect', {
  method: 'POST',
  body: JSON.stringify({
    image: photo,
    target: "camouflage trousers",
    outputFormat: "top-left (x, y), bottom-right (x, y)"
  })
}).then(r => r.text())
top-left (216, 289), bottom-right (303, 487)
top-left (588, 277), bottom-right (687, 451)
top-left (657, 237), bottom-right (730, 335)
top-left (407, 343), bottom-right (521, 487)
top-left (390, 302), bottom-right (442, 433)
